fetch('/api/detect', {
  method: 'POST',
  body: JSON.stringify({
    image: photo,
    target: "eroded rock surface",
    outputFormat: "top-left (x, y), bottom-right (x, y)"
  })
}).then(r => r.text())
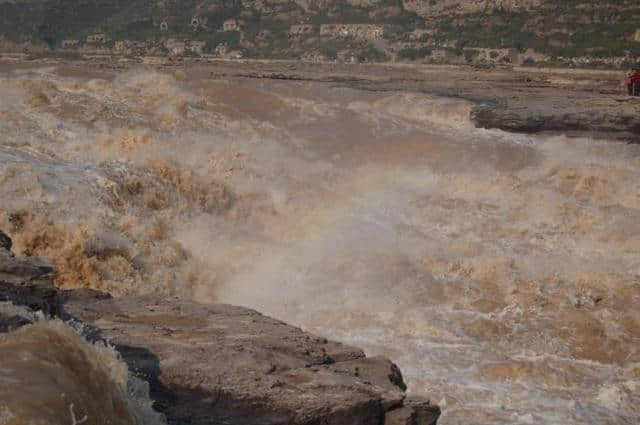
top-left (65, 294), bottom-right (435, 425)
top-left (0, 231), bottom-right (440, 425)
top-left (207, 61), bottom-right (640, 142)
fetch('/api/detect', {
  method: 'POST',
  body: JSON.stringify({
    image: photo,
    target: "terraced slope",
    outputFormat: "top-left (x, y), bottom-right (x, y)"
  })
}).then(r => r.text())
top-left (0, 1), bottom-right (639, 65)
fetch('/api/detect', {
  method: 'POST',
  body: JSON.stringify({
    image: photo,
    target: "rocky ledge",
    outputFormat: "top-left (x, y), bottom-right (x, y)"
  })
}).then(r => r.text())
top-left (0, 230), bottom-right (440, 425)
top-left (206, 61), bottom-right (640, 143)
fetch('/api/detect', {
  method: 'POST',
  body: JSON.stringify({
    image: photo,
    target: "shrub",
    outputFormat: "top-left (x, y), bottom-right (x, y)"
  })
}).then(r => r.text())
top-left (398, 46), bottom-right (432, 60)
top-left (357, 44), bottom-right (388, 62)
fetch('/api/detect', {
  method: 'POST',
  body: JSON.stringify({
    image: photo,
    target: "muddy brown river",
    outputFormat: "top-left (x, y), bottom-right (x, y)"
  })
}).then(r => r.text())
top-left (0, 64), bottom-right (638, 424)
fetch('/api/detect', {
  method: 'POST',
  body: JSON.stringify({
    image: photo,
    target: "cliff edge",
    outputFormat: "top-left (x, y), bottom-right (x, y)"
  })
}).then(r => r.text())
top-left (0, 229), bottom-right (440, 425)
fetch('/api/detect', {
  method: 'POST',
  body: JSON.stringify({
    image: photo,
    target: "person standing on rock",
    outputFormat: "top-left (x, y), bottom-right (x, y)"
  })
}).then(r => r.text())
top-left (626, 69), bottom-right (640, 96)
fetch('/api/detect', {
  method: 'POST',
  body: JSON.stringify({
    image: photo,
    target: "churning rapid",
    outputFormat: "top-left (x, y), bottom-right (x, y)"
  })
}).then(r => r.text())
top-left (0, 64), bottom-right (639, 425)
top-left (0, 303), bottom-right (163, 424)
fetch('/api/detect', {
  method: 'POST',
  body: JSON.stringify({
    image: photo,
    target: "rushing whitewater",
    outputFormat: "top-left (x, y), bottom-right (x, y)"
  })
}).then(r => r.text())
top-left (0, 303), bottom-right (164, 425)
top-left (0, 64), bottom-right (638, 425)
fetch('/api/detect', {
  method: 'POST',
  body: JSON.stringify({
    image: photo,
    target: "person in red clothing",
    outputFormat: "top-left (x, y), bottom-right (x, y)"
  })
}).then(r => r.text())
top-left (626, 69), bottom-right (640, 96)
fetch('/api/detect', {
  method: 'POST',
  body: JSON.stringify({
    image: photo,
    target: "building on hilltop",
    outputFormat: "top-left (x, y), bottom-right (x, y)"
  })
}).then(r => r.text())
top-left (215, 43), bottom-right (227, 56)
top-left (190, 16), bottom-right (208, 31)
top-left (114, 40), bottom-right (128, 52)
top-left (368, 26), bottom-right (384, 39)
top-left (214, 43), bottom-right (242, 59)
top-left (114, 40), bottom-right (148, 54)
top-left (164, 39), bottom-right (186, 55)
top-left (61, 39), bottom-right (80, 49)
top-left (223, 19), bottom-right (239, 32)
top-left (462, 47), bottom-right (519, 64)
top-left (319, 24), bottom-right (384, 40)
top-left (86, 33), bottom-right (108, 44)
top-left (289, 24), bottom-right (314, 37)
top-left (163, 39), bottom-right (205, 56)
top-left (186, 40), bottom-right (206, 55)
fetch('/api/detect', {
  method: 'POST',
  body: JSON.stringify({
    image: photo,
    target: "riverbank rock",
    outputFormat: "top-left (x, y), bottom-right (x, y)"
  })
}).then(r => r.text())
top-left (0, 230), bottom-right (11, 251)
top-left (0, 230), bottom-right (53, 285)
top-left (470, 101), bottom-right (640, 141)
top-left (384, 399), bottom-right (441, 425)
top-left (0, 232), bottom-right (57, 316)
top-left (64, 294), bottom-right (440, 424)
top-left (0, 230), bottom-right (440, 424)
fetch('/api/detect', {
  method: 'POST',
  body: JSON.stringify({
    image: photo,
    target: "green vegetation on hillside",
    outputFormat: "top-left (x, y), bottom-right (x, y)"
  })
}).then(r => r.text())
top-left (398, 46), bottom-right (433, 60)
top-left (435, 6), bottom-right (640, 59)
top-left (1, 0), bottom-right (639, 67)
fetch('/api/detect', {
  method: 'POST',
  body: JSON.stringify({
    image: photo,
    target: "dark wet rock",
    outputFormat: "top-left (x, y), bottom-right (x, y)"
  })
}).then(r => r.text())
top-left (0, 231), bottom-right (53, 284)
top-left (0, 230), bottom-right (11, 251)
top-left (470, 103), bottom-right (640, 141)
top-left (385, 399), bottom-right (441, 425)
top-left (0, 231), bottom-right (57, 316)
top-left (0, 249), bottom-right (54, 283)
top-left (0, 279), bottom-right (60, 317)
top-left (0, 312), bottom-right (32, 333)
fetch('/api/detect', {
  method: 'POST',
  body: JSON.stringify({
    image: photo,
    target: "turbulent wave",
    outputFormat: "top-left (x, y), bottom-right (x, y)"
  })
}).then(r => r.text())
top-left (0, 64), bottom-right (639, 425)
top-left (0, 303), bottom-right (164, 425)
top-left (357, 93), bottom-right (474, 128)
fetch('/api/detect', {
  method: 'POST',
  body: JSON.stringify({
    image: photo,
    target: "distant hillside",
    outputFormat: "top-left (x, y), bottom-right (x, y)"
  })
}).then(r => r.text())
top-left (1, 0), bottom-right (639, 67)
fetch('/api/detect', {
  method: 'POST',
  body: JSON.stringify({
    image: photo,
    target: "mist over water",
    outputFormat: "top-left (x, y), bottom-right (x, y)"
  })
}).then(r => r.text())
top-left (0, 65), bottom-right (639, 424)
